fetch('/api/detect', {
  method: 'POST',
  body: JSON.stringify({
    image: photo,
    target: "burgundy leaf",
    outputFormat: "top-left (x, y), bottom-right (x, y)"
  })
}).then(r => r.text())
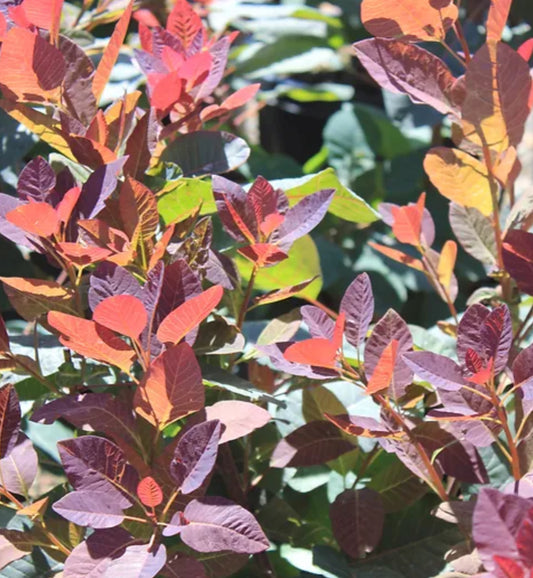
top-left (480, 305), bottom-right (512, 373)
top-left (63, 528), bottom-right (134, 577)
top-left (176, 497), bottom-right (269, 554)
top-left (17, 156), bottom-right (55, 202)
top-left (276, 188), bottom-right (334, 250)
top-left (205, 400), bottom-right (271, 444)
top-left (212, 176), bottom-right (257, 243)
top-left (513, 344), bottom-right (533, 399)
top-left (402, 351), bottom-right (468, 391)
top-left (164, 553), bottom-right (207, 578)
top-left (0, 435), bottom-right (37, 495)
top-left (0, 384), bottom-right (20, 460)
top-left (503, 230), bottom-right (533, 295)
top-left (457, 304), bottom-right (490, 365)
top-left (88, 262), bottom-right (143, 312)
top-left (78, 157), bottom-right (128, 219)
top-left (473, 487), bottom-right (532, 573)
top-left (353, 38), bottom-right (458, 115)
top-left (58, 436), bottom-right (138, 502)
top-left (170, 420), bottom-right (222, 494)
top-left (53, 490), bottom-right (128, 528)
top-left (300, 305), bottom-right (334, 340)
top-left (330, 489), bottom-right (384, 559)
top-left (340, 273), bottom-right (374, 348)
top-left (270, 420), bottom-right (354, 468)
top-left (364, 309), bottom-right (413, 399)
top-left (0, 315), bottom-right (9, 352)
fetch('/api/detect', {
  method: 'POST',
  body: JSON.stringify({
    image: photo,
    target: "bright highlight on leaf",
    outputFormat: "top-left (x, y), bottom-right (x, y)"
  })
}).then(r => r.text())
top-left (6, 202), bottom-right (60, 238)
top-left (437, 240), bottom-right (457, 292)
top-left (391, 193), bottom-right (425, 246)
top-left (366, 340), bottom-right (399, 394)
top-left (93, 295), bottom-right (147, 340)
top-left (156, 285), bottom-right (223, 345)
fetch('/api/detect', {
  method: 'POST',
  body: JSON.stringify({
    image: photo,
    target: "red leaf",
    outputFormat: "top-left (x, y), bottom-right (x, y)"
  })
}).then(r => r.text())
top-left (21, 0), bottom-right (64, 33)
top-left (366, 339), bottom-right (399, 394)
top-left (166, 0), bottom-right (203, 50)
top-left (493, 556), bottom-right (525, 578)
top-left (156, 285), bottom-right (224, 345)
top-left (48, 311), bottom-right (135, 372)
top-left (6, 201), bottom-right (59, 238)
top-left (137, 476), bottom-right (163, 507)
top-left (56, 187), bottom-right (81, 225)
top-left (284, 313), bottom-right (345, 369)
top-left (133, 343), bottom-right (204, 429)
top-left (391, 193), bottom-right (425, 246)
top-left (93, 295), bottom-right (148, 340)
top-left (92, 1), bottom-right (133, 103)
top-left (486, 0), bottom-right (512, 41)
top-left (149, 71), bottom-right (183, 113)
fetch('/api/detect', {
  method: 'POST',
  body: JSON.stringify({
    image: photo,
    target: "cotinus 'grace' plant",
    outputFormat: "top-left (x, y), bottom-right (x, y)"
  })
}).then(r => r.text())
top-left (0, 0), bottom-right (533, 576)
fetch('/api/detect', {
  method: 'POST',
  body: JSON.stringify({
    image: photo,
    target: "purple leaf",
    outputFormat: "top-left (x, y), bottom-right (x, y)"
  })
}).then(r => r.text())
top-left (205, 249), bottom-right (239, 290)
top-left (212, 176), bottom-right (257, 242)
top-left (17, 157), bottom-right (55, 202)
top-left (364, 309), bottom-right (413, 399)
top-left (78, 158), bottom-right (128, 219)
top-left (196, 37), bottom-right (230, 100)
top-left (503, 230), bottom-right (533, 296)
top-left (88, 263), bottom-right (143, 311)
top-left (402, 351), bottom-right (467, 391)
top-left (106, 544), bottom-right (167, 578)
top-left (0, 384), bottom-right (20, 459)
top-left (276, 188), bottom-right (335, 250)
top-left (164, 553), bottom-right (207, 578)
top-left (64, 528), bottom-right (133, 577)
top-left (134, 49), bottom-right (168, 76)
top-left (58, 436), bottom-right (139, 502)
top-left (171, 420), bottom-right (222, 494)
top-left (330, 489), bottom-right (384, 559)
top-left (480, 305), bottom-right (512, 373)
top-left (457, 304), bottom-right (490, 365)
top-left (0, 434), bottom-right (37, 495)
top-left (204, 400), bottom-right (271, 444)
top-left (513, 344), bottom-right (533, 399)
top-left (178, 497), bottom-right (269, 554)
top-left (0, 193), bottom-right (37, 250)
top-left (270, 421), bottom-right (354, 468)
top-left (340, 273), bottom-right (374, 348)
top-left (353, 38), bottom-right (458, 115)
top-left (473, 487), bottom-right (532, 573)
top-left (300, 305), bottom-right (334, 339)
top-left (31, 393), bottom-right (139, 447)
top-left (53, 490), bottom-right (129, 528)
top-left (58, 36), bottom-right (97, 126)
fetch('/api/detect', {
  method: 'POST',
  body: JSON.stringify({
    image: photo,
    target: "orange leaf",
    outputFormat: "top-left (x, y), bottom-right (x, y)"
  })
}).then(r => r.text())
top-left (486, 0), bottom-right (512, 41)
top-left (368, 242), bottom-right (424, 271)
top-left (437, 240), bottom-right (457, 292)
top-left (56, 187), bottom-right (81, 225)
top-left (424, 147), bottom-right (493, 216)
top-left (361, 0), bottom-right (458, 42)
top-left (6, 202), bottom-right (59, 237)
top-left (56, 242), bottom-right (112, 266)
top-left (391, 193), bottom-right (425, 246)
top-left (133, 343), bottom-right (204, 429)
top-left (93, 1), bottom-right (133, 103)
top-left (367, 340), bottom-right (399, 394)
top-left (93, 295), bottom-right (147, 340)
top-left (21, 0), bottom-right (64, 34)
top-left (48, 311), bottom-right (135, 372)
top-left (237, 244), bottom-right (288, 267)
top-left (137, 476), bottom-right (163, 507)
top-left (156, 285), bottom-right (224, 345)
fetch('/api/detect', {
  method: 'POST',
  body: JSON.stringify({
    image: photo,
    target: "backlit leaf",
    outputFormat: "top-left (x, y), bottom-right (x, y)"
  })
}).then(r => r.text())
top-left (48, 311), bottom-right (135, 372)
top-left (118, 177), bottom-right (159, 246)
top-left (391, 193), bottom-right (425, 246)
top-left (156, 285), bottom-right (223, 345)
top-left (462, 42), bottom-right (531, 153)
top-left (93, 295), bottom-right (148, 340)
top-left (424, 147), bottom-right (493, 216)
top-left (361, 0), bottom-right (458, 42)
top-left (449, 203), bottom-right (498, 265)
top-left (437, 240), bottom-right (457, 292)
top-left (167, 0), bottom-right (203, 51)
top-left (368, 242), bottom-right (424, 271)
top-left (92, 1), bottom-right (133, 103)
top-left (22, 0), bottom-right (64, 33)
top-left (366, 340), bottom-right (399, 395)
top-left (487, 0), bottom-right (513, 42)
top-left (353, 39), bottom-right (458, 115)
top-left (330, 489), bottom-right (384, 559)
top-left (137, 476), bottom-right (163, 507)
top-left (134, 343), bottom-right (204, 429)
top-left (6, 201), bottom-right (59, 238)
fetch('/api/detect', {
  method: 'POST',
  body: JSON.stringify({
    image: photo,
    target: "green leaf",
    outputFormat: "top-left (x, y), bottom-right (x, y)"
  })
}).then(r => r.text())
top-left (302, 385), bottom-right (346, 423)
top-left (157, 178), bottom-right (215, 225)
top-left (270, 169), bottom-right (379, 224)
top-left (235, 235), bottom-right (323, 299)
top-left (161, 131), bottom-right (250, 177)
